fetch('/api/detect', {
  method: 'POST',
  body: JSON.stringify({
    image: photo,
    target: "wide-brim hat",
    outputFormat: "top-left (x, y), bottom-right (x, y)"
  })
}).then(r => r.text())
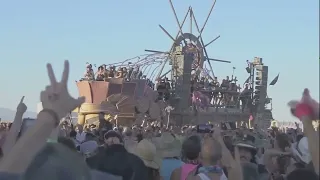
top-left (155, 132), bottom-right (181, 158)
top-left (143, 155), bottom-right (162, 170)
top-left (234, 134), bottom-right (257, 151)
top-left (134, 139), bottom-right (161, 170)
top-left (235, 142), bottom-right (256, 149)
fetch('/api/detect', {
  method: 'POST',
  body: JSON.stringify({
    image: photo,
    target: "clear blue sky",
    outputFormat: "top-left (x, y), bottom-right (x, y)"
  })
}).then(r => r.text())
top-left (0, 0), bottom-right (318, 122)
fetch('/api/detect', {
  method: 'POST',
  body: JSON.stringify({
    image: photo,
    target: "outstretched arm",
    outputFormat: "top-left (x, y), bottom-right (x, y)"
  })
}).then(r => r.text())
top-left (2, 96), bottom-right (27, 156)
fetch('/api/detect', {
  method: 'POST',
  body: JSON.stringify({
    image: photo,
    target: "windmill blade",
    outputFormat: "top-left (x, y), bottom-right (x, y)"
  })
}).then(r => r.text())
top-left (159, 25), bottom-right (176, 43)
top-left (198, 0), bottom-right (217, 39)
top-left (207, 58), bottom-right (231, 63)
top-left (204, 35), bottom-right (220, 47)
top-left (168, 0), bottom-right (187, 41)
top-left (145, 49), bottom-right (169, 54)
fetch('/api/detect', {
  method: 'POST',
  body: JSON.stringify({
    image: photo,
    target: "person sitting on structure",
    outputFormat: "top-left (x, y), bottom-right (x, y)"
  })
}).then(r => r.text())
top-left (229, 82), bottom-right (238, 92)
top-left (148, 79), bottom-right (155, 89)
top-left (131, 66), bottom-right (140, 79)
top-left (164, 77), bottom-right (171, 101)
top-left (156, 78), bottom-right (166, 100)
top-left (209, 77), bottom-right (220, 104)
top-left (83, 64), bottom-right (95, 81)
top-left (199, 77), bottom-right (205, 89)
top-left (203, 77), bottom-right (210, 90)
top-left (232, 76), bottom-right (238, 83)
top-left (126, 67), bottom-right (134, 81)
top-left (220, 76), bottom-right (231, 89)
top-left (122, 67), bottom-right (128, 79)
top-left (106, 66), bottom-right (116, 78)
top-left (137, 70), bottom-right (143, 79)
top-left (237, 84), bottom-right (242, 92)
top-left (115, 67), bottom-right (123, 78)
top-left (239, 83), bottom-right (252, 111)
top-left (210, 76), bottom-right (220, 89)
top-left (95, 65), bottom-right (105, 81)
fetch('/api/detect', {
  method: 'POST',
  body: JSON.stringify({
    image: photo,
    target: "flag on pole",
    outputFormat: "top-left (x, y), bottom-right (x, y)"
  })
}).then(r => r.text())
top-left (269, 73), bottom-right (280, 86)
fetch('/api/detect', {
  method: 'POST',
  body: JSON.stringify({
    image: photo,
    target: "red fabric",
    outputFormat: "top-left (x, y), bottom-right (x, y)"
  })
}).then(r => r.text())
top-left (295, 103), bottom-right (313, 120)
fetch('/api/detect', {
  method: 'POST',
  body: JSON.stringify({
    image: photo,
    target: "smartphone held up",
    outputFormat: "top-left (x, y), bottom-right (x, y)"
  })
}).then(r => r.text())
top-left (197, 124), bottom-right (213, 133)
top-left (20, 118), bottom-right (36, 136)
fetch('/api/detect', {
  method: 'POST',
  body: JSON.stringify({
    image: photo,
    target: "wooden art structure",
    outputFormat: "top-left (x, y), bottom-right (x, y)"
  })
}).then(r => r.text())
top-left (75, 0), bottom-right (275, 129)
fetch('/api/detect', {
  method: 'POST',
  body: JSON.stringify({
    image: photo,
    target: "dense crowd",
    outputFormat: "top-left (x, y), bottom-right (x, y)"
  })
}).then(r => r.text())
top-left (0, 61), bottom-right (318, 180)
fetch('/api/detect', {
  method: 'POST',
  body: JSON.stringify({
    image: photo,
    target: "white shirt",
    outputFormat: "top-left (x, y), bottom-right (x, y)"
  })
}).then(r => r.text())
top-left (76, 131), bottom-right (87, 144)
top-left (297, 137), bottom-right (311, 164)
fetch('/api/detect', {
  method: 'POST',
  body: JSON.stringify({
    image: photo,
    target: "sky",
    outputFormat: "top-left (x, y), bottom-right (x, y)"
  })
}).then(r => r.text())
top-left (0, 0), bottom-right (319, 122)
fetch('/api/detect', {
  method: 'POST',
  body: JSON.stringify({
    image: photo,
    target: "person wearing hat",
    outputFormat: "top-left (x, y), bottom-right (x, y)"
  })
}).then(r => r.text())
top-left (233, 133), bottom-right (257, 163)
top-left (234, 132), bottom-right (271, 179)
top-left (156, 132), bottom-right (183, 180)
top-left (134, 139), bottom-right (162, 180)
top-left (86, 130), bottom-right (148, 180)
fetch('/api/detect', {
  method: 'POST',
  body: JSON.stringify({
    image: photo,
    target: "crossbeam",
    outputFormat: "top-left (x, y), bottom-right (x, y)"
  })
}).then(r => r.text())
top-left (145, 49), bottom-right (169, 54)
top-left (207, 58), bottom-right (231, 63)
top-left (204, 35), bottom-right (221, 48)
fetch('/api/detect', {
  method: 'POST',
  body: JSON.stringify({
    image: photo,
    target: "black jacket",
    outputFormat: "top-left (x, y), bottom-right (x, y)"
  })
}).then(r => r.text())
top-left (87, 144), bottom-right (148, 180)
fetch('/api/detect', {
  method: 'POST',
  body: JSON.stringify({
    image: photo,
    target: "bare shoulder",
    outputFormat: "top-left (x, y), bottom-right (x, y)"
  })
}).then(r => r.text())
top-left (170, 167), bottom-right (181, 180)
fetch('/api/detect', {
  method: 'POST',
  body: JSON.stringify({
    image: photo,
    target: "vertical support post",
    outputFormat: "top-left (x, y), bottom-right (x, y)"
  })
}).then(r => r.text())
top-left (190, 8), bottom-right (193, 34)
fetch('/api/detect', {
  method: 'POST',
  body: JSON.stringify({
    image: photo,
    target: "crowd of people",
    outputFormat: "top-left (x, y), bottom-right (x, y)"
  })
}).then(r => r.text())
top-left (80, 58), bottom-right (251, 111)
top-left (82, 62), bottom-right (156, 90)
top-left (193, 75), bottom-right (250, 108)
top-left (0, 122), bottom-right (12, 132)
top-left (0, 61), bottom-right (318, 180)
top-left (82, 63), bottom-right (150, 82)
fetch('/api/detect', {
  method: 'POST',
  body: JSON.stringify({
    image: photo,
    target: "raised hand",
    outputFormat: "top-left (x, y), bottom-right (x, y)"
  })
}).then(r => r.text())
top-left (41, 60), bottom-right (85, 120)
top-left (0, 61), bottom-right (85, 174)
top-left (288, 88), bottom-right (319, 120)
top-left (213, 126), bottom-right (243, 180)
top-left (16, 96), bottom-right (27, 114)
top-left (2, 96), bottom-right (27, 156)
top-left (288, 89), bottom-right (319, 175)
top-left (300, 89), bottom-right (319, 119)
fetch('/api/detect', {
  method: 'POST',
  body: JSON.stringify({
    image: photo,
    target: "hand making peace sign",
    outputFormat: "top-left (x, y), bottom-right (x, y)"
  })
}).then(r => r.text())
top-left (0, 60), bottom-right (86, 174)
top-left (41, 60), bottom-right (85, 120)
